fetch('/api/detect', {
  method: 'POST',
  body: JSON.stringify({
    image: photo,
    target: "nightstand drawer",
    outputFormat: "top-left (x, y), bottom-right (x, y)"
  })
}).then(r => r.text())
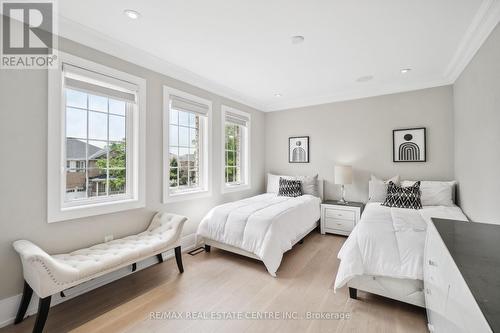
top-left (324, 208), bottom-right (355, 221)
top-left (324, 218), bottom-right (354, 232)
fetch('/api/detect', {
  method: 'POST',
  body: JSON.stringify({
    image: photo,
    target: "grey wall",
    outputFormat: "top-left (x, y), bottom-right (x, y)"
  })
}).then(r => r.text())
top-left (454, 23), bottom-right (500, 223)
top-left (265, 86), bottom-right (455, 202)
top-left (0, 37), bottom-right (266, 299)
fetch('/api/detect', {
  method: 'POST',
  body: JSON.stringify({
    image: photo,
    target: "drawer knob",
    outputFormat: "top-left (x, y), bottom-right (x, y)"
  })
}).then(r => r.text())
top-left (428, 259), bottom-right (437, 267)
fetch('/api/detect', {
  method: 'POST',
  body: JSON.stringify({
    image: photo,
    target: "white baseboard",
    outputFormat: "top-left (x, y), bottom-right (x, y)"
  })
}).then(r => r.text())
top-left (0, 233), bottom-right (197, 328)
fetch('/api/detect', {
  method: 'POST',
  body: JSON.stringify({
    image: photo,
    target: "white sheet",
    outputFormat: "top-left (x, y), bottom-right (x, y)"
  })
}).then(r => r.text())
top-left (334, 202), bottom-right (468, 290)
top-left (197, 193), bottom-right (321, 276)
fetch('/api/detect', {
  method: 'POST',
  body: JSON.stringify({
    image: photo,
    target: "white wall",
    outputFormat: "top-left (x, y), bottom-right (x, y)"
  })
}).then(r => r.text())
top-left (0, 37), bottom-right (266, 300)
top-left (454, 23), bottom-right (500, 223)
top-left (265, 86), bottom-right (455, 202)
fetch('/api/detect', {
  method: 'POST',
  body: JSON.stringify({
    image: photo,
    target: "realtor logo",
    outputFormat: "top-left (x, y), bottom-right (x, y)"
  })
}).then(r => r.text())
top-left (1, 0), bottom-right (58, 69)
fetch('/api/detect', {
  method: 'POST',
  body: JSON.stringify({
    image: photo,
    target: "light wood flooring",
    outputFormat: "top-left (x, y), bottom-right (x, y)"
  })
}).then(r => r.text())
top-left (1, 231), bottom-right (427, 333)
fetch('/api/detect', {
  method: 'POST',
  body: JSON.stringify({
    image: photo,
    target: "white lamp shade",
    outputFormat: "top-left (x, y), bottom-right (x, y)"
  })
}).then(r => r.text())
top-left (334, 165), bottom-right (353, 185)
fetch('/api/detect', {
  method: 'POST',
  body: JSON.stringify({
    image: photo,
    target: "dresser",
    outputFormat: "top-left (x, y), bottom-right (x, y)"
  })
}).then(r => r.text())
top-left (320, 201), bottom-right (363, 236)
top-left (424, 218), bottom-right (500, 332)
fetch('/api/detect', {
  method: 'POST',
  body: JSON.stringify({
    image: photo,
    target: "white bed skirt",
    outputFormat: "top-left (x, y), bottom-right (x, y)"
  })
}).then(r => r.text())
top-left (203, 221), bottom-right (319, 277)
top-left (347, 275), bottom-right (425, 308)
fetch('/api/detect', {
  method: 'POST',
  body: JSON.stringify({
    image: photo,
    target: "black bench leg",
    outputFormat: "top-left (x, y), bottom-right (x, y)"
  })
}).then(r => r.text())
top-left (157, 253), bottom-right (163, 263)
top-left (33, 296), bottom-right (51, 333)
top-left (204, 245), bottom-right (211, 252)
top-left (174, 246), bottom-right (184, 273)
top-left (349, 287), bottom-right (357, 299)
top-left (131, 263), bottom-right (137, 272)
top-left (14, 280), bottom-right (33, 324)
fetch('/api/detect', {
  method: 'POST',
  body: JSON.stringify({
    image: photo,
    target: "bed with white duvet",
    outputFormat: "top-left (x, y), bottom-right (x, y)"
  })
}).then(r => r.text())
top-left (334, 179), bottom-right (468, 307)
top-left (197, 174), bottom-right (322, 277)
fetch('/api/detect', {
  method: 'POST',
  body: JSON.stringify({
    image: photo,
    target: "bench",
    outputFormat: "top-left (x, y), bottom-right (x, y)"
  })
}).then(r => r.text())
top-left (12, 212), bottom-right (187, 333)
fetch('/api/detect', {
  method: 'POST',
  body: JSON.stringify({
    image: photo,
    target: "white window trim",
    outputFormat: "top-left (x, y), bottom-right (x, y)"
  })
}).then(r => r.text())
top-left (221, 105), bottom-right (251, 193)
top-left (47, 52), bottom-right (146, 223)
top-left (163, 86), bottom-right (212, 203)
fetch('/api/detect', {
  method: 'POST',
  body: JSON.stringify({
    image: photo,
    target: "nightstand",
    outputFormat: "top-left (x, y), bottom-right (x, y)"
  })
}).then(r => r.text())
top-left (320, 200), bottom-right (364, 236)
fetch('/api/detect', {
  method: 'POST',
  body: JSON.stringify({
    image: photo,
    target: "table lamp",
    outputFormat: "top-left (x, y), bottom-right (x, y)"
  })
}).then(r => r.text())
top-left (334, 165), bottom-right (353, 204)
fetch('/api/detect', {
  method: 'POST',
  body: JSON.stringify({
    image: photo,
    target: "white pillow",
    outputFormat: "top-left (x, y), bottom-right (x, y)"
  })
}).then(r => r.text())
top-left (368, 175), bottom-right (400, 202)
top-left (266, 174), bottom-right (287, 193)
top-left (295, 174), bottom-right (319, 197)
top-left (401, 180), bottom-right (456, 206)
top-left (266, 173), bottom-right (319, 197)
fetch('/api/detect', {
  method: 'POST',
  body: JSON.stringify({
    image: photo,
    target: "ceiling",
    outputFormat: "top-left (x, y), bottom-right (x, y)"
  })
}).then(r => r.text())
top-left (58, 0), bottom-right (500, 111)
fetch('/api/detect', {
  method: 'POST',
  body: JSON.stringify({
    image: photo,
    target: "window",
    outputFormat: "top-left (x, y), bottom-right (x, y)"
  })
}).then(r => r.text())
top-left (64, 87), bottom-right (129, 200)
top-left (163, 86), bottom-right (211, 202)
top-left (48, 52), bottom-right (146, 222)
top-left (222, 106), bottom-right (250, 192)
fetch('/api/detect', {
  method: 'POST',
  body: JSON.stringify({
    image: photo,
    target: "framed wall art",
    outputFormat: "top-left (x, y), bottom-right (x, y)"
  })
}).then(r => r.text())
top-left (393, 127), bottom-right (426, 162)
top-left (289, 136), bottom-right (309, 163)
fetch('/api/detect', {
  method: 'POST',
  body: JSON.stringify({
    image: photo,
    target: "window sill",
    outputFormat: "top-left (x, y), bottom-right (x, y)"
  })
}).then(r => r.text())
top-left (48, 197), bottom-right (145, 223)
top-left (222, 184), bottom-right (251, 194)
top-left (163, 188), bottom-right (211, 203)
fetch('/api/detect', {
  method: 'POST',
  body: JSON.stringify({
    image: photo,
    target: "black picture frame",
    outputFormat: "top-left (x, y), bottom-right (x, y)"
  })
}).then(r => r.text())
top-left (392, 127), bottom-right (426, 162)
top-left (288, 136), bottom-right (310, 163)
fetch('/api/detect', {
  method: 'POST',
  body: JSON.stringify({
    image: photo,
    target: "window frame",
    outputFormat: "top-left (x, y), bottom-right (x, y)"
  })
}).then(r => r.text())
top-left (221, 105), bottom-right (251, 193)
top-left (47, 52), bottom-right (146, 223)
top-left (163, 86), bottom-right (212, 203)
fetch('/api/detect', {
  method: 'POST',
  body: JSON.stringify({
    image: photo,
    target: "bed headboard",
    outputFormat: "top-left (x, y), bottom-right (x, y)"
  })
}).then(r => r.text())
top-left (318, 179), bottom-right (324, 202)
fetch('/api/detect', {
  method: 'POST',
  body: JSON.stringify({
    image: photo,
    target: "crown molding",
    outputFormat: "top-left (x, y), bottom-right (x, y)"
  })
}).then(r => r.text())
top-left (57, 16), bottom-right (266, 111)
top-left (444, 0), bottom-right (500, 83)
top-left (265, 79), bottom-right (452, 112)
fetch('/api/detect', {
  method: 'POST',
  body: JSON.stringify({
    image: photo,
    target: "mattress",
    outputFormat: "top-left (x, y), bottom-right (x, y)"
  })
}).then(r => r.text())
top-left (334, 202), bottom-right (468, 290)
top-left (197, 193), bottom-right (321, 276)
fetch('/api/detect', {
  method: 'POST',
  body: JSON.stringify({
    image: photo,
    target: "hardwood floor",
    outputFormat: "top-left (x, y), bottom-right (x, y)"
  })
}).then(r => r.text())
top-left (1, 232), bottom-right (427, 333)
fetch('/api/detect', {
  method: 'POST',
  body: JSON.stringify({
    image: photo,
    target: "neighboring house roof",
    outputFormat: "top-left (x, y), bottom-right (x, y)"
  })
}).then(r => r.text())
top-left (89, 149), bottom-right (107, 160)
top-left (66, 138), bottom-right (106, 160)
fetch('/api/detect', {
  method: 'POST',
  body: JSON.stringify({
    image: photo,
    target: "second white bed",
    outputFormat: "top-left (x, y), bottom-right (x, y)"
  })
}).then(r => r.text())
top-left (334, 202), bottom-right (468, 306)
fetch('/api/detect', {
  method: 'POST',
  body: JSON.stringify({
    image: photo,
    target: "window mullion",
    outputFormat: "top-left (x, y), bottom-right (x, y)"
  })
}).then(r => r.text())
top-left (106, 98), bottom-right (110, 197)
top-left (85, 94), bottom-right (89, 198)
top-left (187, 113), bottom-right (191, 188)
top-left (177, 118), bottom-right (180, 190)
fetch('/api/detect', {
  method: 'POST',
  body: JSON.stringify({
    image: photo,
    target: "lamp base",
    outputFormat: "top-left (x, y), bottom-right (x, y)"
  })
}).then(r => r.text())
top-left (339, 184), bottom-right (348, 204)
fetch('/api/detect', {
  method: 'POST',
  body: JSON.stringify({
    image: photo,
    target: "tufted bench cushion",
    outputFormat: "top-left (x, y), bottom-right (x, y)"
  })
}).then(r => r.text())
top-left (13, 212), bottom-right (187, 299)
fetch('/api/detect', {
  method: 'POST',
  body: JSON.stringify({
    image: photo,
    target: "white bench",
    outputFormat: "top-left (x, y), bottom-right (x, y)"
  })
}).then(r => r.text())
top-left (12, 212), bottom-right (187, 333)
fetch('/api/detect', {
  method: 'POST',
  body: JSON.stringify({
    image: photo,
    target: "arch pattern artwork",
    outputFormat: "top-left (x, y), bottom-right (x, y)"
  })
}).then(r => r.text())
top-left (393, 128), bottom-right (426, 162)
top-left (399, 142), bottom-right (420, 161)
top-left (289, 136), bottom-right (309, 163)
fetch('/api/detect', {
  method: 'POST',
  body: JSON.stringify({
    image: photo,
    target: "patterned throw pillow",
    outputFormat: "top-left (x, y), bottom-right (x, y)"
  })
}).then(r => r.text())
top-left (278, 177), bottom-right (302, 197)
top-left (382, 181), bottom-right (422, 209)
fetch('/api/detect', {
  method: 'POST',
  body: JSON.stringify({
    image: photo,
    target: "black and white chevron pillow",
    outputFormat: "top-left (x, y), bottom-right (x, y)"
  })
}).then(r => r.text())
top-left (278, 178), bottom-right (302, 197)
top-left (382, 181), bottom-right (422, 209)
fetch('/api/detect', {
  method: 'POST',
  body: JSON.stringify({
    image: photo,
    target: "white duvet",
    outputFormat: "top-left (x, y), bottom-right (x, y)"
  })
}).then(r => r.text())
top-left (197, 193), bottom-right (321, 276)
top-left (334, 202), bottom-right (468, 290)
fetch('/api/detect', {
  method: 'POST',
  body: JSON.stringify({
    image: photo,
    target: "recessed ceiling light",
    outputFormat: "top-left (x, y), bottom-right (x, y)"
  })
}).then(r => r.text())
top-left (124, 9), bottom-right (140, 20)
top-left (401, 68), bottom-right (412, 74)
top-left (274, 93), bottom-right (282, 97)
top-left (356, 75), bottom-right (374, 83)
top-left (291, 36), bottom-right (305, 44)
